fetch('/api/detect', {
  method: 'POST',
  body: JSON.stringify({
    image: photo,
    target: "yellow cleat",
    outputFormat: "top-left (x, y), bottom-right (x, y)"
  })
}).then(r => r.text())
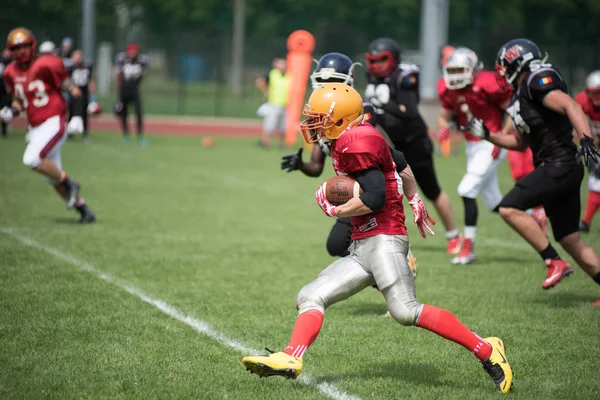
top-left (242, 349), bottom-right (303, 379)
top-left (482, 337), bottom-right (513, 393)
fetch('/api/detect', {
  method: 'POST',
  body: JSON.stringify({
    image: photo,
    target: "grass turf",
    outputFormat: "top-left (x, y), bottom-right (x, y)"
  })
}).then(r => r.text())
top-left (0, 132), bottom-right (599, 400)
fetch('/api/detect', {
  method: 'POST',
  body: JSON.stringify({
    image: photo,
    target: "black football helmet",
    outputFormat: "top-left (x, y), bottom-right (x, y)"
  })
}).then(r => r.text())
top-left (365, 37), bottom-right (401, 78)
top-left (495, 38), bottom-right (548, 90)
top-left (310, 52), bottom-right (361, 89)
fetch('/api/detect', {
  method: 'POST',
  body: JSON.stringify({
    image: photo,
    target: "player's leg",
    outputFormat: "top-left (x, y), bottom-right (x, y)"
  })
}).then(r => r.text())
top-left (45, 137), bottom-right (96, 223)
top-left (242, 254), bottom-right (374, 378)
top-left (277, 106), bottom-right (286, 148)
top-left (134, 92), bottom-right (147, 146)
top-left (260, 104), bottom-right (276, 148)
top-left (1, 92), bottom-right (9, 138)
top-left (119, 93), bottom-right (130, 142)
top-left (580, 175), bottom-right (600, 232)
top-left (402, 136), bottom-right (459, 254)
top-left (498, 166), bottom-right (578, 289)
top-left (325, 217), bottom-right (352, 257)
top-left (81, 92), bottom-right (90, 140)
top-left (365, 234), bottom-right (512, 393)
top-left (23, 117), bottom-right (80, 209)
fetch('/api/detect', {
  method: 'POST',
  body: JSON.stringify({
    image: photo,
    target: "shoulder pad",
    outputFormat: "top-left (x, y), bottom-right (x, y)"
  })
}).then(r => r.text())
top-left (138, 54), bottom-right (150, 65)
top-left (524, 66), bottom-right (566, 102)
top-left (115, 52), bottom-right (126, 64)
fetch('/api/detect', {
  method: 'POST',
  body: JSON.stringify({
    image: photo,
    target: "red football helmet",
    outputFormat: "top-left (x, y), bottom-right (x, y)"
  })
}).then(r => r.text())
top-left (87, 101), bottom-right (103, 115)
top-left (6, 27), bottom-right (36, 64)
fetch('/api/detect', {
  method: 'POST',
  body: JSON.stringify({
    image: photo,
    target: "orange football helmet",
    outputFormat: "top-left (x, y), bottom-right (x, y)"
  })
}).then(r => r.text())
top-left (6, 27), bottom-right (36, 64)
top-left (300, 83), bottom-right (364, 143)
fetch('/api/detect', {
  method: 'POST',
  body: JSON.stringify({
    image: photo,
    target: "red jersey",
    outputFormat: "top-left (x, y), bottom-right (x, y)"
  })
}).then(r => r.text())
top-left (575, 91), bottom-right (600, 141)
top-left (4, 55), bottom-right (68, 127)
top-left (331, 124), bottom-right (407, 240)
top-left (438, 70), bottom-right (511, 142)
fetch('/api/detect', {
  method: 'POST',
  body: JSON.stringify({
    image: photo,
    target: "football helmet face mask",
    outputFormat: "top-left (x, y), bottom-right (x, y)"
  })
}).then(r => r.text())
top-left (310, 52), bottom-right (361, 89)
top-left (585, 70), bottom-right (600, 106)
top-left (6, 27), bottom-right (36, 65)
top-left (443, 47), bottom-right (482, 90)
top-left (495, 38), bottom-right (547, 91)
top-left (365, 37), bottom-right (401, 78)
top-left (300, 83), bottom-right (364, 143)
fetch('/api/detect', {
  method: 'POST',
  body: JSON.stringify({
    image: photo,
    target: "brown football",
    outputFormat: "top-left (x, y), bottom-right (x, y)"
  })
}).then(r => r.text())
top-left (324, 175), bottom-right (364, 206)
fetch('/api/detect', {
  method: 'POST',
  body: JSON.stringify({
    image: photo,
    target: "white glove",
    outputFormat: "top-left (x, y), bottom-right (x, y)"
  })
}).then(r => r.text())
top-left (67, 116), bottom-right (84, 134)
top-left (369, 97), bottom-right (383, 108)
top-left (462, 118), bottom-right (490, 140)
top-left (0, 106), bottom-right (15, 122)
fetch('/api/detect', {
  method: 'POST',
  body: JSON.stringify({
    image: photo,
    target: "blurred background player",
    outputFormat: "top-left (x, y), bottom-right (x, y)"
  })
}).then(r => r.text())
top-left (58, 37), bottom-right (74, 68)
top-left (575, 70), bottom-right (600, 233)
top-left (115, 43), bottom-right (148, 146)
top-left (255, 57), bottom-right (288, 148)
top-left (1, 27), bottom-right (95, 223)
top-left (281, 52), bottom-right (417, 275)
top-left (436, 47), bottom-right (510, 265)
top-left (66, 50), bottom-right (97, 141)
top-left (364, 37), bottom-right (460, 255)
top-left (466, 39), bottom-right (600, 297)
top-left (38, 41), bottom-right (55, 56)
top-left (436, 45), bottom-right (461, 157)
top-left (0, 48), bottom-right (12, 138)
top-left (243, 84), bottom-right (512, 394)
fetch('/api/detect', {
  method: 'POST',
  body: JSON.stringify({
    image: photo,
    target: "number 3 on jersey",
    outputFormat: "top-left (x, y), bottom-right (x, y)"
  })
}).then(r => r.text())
top-left (14, 80), bottom-right (49, 109)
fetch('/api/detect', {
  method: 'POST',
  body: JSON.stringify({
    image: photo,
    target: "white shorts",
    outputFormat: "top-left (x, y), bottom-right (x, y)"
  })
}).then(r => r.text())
top-left (23, 116), bottom-right (67, 177)
top-left (457, 140), bottom-right (506, 210)
top-left (589, 174), bottom-right (600, 192)
top-left (261, 103), bottom-right (286, 135)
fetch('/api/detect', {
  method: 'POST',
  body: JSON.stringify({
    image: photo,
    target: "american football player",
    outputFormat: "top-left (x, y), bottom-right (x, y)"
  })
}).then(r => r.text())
top-left (66, 50), bottom-right (97, 140)
top-left (465, 38), bottom-right (600, 299)
top-left (1, 28), bottom-right (96, 223)
top-left (115, 43), bottom-right (149, 146)
top-left (437, 47), bottom-right (509, 264)
top-left (575, 70), bottom-right (600, 233)
top-left (364, 37), bottom-right (460, 255)
top-left (0, 48), bottom-right (12, 138)
top-left (242, 84), bottom-right (513, 393)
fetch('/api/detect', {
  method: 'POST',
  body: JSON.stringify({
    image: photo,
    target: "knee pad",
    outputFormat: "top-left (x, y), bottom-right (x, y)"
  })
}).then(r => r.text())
top-left (23, 149), bottom-right (41, 169)
top-left (296, 287), bottom-right (325, 315)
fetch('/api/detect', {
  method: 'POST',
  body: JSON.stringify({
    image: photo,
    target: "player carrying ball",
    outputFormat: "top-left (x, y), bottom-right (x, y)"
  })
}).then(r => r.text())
top-left (242, 83), bottom-right (513, 394)
top-left (1, 28), bottom-right (95, 223)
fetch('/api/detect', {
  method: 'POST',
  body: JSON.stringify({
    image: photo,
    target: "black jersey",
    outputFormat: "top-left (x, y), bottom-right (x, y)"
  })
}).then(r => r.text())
top-left (507, 64), bottom-right (577, 167)
top-left (0, 56), bottom-right (9, 90)
top-left (115, 52), bottom-right (149, 93)
top-left (67, 61), bottom-right (93, 93)
top-left (364, 63), bottom-right (428, 146)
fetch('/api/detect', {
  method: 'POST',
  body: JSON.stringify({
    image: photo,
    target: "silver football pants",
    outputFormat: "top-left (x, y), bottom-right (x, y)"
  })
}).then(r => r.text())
top-left (296, 234), bottom-right (423, 326)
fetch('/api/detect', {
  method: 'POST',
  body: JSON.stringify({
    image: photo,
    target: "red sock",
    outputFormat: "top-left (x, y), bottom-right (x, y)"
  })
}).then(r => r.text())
top-left (417, 305), bottom-right (492, 361)
top-left (583, 190), bottom-right (600, 226)
top-left (283, 310), bottom-right (324, 358)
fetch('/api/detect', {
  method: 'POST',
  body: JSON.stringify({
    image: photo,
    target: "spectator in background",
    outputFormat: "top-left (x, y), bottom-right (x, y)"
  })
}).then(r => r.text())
top-left (114, 43), bottom-right (149, 146)
top-left (66, 50), bottom-right (96, 141)
top-left (59, 37), bottom-right (74, 69)
top-left (255, 57), bottom-right (288, 148)
top-left (0, 48), bottom-right (12, 138)
top-left (39, 41), bottom-right (56, 56)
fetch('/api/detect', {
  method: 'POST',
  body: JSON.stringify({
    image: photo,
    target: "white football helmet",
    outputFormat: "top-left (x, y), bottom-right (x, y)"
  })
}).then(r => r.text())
top-left (443, 47), bottom-right (483, 90)
top-left (585, 70), bottom-right (600, 106)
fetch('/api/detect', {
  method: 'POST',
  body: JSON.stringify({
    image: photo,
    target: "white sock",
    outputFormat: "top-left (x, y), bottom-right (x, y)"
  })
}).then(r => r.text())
top-left (445, 228), bottom-right (460, 239)
top-left (464, 226), bottom-right (476, 240)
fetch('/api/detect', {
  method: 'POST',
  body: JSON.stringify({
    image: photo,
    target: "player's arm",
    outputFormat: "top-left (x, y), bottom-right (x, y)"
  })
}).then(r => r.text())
top-left (300, 145), bottom-right (326, 177)
top-left (335, 168), bottom-right (386, 217)
top-left (61, 77), bottom-right (81, 97)
top-left (255, 75), bottom-right (268, 98)
top-left (0, 76), bottom-right (24, 121)
top-left (543, 90), bottom-right (593, 142)
top-left (436, 107), bottom-right (453, 140)
top-left (486, 129), bottom-right (527, 151)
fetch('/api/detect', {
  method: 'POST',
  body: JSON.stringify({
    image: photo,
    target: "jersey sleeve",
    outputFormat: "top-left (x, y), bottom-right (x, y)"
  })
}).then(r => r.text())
top-left (3, 68), bottom-right (14, 93)
top-left (437, 81), bottom-right (453, 109)
top-left (115, 53), bottom-right (125, 72)
top-left (40, 57), bottom-right (69, 89)
top-left (337, 133), bottom-right (387, 173)
top-left (139, 54), bottom-right (150, 71)
top-left (525, 68), bottom-right (566, 103)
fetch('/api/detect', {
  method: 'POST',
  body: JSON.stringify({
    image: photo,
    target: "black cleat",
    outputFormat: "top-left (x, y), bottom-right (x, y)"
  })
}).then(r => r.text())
top-left (66, 180), bottom-right (81, 210)
top-left (77, 208), bottom-right (96, 224)
top-left (579, 221), bottom-right (590, 233)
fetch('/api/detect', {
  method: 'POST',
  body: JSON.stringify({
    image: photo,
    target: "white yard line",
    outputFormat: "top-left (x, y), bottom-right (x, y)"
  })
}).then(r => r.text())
top-left (0, 227), bottom-right (361, 400)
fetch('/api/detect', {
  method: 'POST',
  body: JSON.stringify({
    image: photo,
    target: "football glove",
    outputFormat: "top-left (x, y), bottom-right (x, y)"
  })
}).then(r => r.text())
top-left (577, 136), bottom-right (600, 170)
top-left (0, 106), bottom-right (18, 122)
top-left (408, 193), bottom-right (436, 238)
top-left (462, 117), bottom-right (490, 140)
top-left (315, 184), bottom-right (337, 218)
top-left (369, 97), bottom-right (383, 109)
top-left (67, 116), bottom-right (84, 134)
top-left (281, 148), bottom-right (303, 172)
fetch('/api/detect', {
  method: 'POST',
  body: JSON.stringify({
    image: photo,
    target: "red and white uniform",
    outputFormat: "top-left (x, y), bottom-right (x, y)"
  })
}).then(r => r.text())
top-left (4, 55), bottom-right (68, 172)
top-left (507, 146), bottom-right (534, 182)
top-left (438, 71), bottom-right (511, 209)
top-left (576, 91), bottom-right (600, 192)
top-left (330, 124), bottom-right (407, 240)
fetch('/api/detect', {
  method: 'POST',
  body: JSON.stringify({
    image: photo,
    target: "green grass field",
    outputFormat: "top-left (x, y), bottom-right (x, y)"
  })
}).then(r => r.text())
top-left (1, 132), bottom-right (599, 400)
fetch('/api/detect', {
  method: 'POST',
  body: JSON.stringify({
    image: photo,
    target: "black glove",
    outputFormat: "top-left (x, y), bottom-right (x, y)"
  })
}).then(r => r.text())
top-left (577, 136), bottom-right (600, 170)
top-left (281, 148), bottom-right (303, 172)
top-left (462, 118), bottom-right (490, 140)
